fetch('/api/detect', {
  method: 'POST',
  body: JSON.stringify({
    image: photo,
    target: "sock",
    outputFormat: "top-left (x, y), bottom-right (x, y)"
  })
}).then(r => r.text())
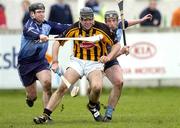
top-left (43, 108), bottom-right (52, 116)
top-left (105, 106), bottom-right (114, 119)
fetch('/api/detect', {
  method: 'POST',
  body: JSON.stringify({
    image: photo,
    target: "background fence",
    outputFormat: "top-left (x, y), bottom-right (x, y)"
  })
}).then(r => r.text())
top-left (0, 0), bottom-right (180, 92)
top-left (1, 28), bottom-right (180, 90)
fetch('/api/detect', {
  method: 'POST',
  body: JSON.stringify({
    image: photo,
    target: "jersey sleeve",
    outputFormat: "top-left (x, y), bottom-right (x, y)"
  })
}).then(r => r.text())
top-left (118, 20), bottom-right (128, 29)
top-left (23, 20), bottom-right (40, 40)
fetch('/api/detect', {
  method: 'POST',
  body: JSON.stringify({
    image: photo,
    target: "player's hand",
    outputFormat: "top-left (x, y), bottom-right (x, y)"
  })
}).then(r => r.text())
top-left (141, 14), bottom-right (153, 22)
top-left (99, 56), bottom-right (110, 63)
top-left (121, 46), bottom-right (130, 56)
top-left (39, 34), bottom-right (49, 42)
top-left (51, 61), bottom-right (59, 73)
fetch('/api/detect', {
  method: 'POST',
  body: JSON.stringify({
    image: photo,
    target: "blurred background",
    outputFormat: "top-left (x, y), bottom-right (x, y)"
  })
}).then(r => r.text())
top-left (0, 0), bottom-right (180, 95)
top-left (0, 0), bottom-right (180, 29)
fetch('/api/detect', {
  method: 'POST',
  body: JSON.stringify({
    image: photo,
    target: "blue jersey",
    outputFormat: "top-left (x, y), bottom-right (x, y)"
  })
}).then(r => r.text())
top-left (115, 28), bottom-right (122, 43)
top-left (105, 20), bottom-right (128, 70)
top-left (115, 20), bottom-right (128, 43)
top-left (107, 20), bottom-right (128, 53)
top-left (18, 18), bottom-right (70, 64)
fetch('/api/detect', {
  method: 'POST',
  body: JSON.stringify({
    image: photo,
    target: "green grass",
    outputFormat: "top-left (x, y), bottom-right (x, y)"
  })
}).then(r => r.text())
top-left (0, 87), bottom-right (180, 128)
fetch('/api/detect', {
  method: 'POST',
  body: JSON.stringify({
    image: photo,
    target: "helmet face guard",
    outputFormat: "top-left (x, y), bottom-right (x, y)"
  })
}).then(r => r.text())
top-left (29, 3), bottom-right (45, 12)
top-left (105, 10), bottom-right (119, 21)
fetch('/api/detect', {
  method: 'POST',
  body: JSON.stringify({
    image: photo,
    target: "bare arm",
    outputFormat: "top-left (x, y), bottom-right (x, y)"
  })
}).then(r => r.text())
top-left (108, 43), bottom-right (121, 60)
top-left (116, 45), bottom-right (130, 57)
top-left (99, 43), bottom-right (121, 63)
top-left (128, 14), bottom-right (152, 27)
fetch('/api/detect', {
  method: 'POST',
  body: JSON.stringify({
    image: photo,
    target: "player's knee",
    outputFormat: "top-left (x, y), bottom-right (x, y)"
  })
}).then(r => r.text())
top-left (114, 79), bottom-right (123, 89)
top-left (43, 80), bottom-right (51, 91)
top-left (44, 79), bottom-right (51, 86)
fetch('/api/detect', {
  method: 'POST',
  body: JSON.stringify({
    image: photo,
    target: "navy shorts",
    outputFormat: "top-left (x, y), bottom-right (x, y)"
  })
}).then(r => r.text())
top-left (17, 59), bottom-right (49, 87)
top-left (104, 59), bottom-right (119, 71)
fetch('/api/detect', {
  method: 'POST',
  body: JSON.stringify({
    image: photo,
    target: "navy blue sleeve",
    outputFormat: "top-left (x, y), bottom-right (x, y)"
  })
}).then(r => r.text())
top-left (118, 20), bottom-right (128, 29)
top-left (23, 20), bottom-right (40, 40)
top-left (48, 21), bottom-right (71, 35)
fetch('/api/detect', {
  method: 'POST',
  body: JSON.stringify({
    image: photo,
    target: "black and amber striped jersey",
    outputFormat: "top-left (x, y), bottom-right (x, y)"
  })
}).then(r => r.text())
top-left (60, 21), bottom-right (117, 61)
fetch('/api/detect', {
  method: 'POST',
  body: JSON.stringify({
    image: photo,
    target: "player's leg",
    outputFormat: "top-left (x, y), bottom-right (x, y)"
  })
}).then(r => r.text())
top-left (44, 57), bottom-right (83, 112)
top-left (104, 64), bottom-right (123, 121)
top-left (86, 61), bottom-right (104, 122)
top-left (87, 70), bottom-right (104, 122)
top-left (33, 68), bottom-right (80, 124)
top-left (36, 69), bottom-right (52, 107)
top-left (46, 68), bottom-right (80, 111)
top-left (17, 64), bottom-right (38, 107)
top-left (88, 70), bottom-right (103, 103)
top-left (25, 82), bottom-right (37, 107)
top-left (31, 60), bottom-right (52, 107)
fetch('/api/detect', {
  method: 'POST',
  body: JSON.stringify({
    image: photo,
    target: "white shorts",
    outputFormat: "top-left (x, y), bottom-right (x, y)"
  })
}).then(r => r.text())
top-left (68, 56), bottom-right (104, 77)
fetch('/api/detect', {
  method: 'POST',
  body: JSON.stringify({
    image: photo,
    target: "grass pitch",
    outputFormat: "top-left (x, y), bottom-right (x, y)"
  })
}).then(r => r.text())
top-left (0, 87), bottom-right (180, 128)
